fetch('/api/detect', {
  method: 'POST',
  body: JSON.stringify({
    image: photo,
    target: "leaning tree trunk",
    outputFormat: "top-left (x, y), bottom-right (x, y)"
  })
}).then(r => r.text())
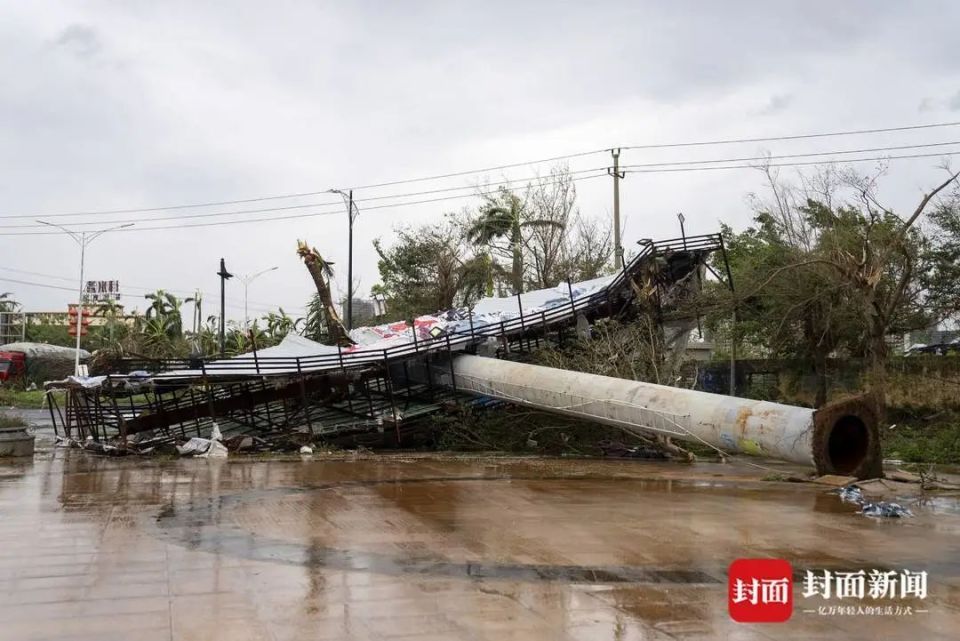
top-left (511, 224), bottom-right (523, 294)
top-left (296, 241), bottom-right (354, 347)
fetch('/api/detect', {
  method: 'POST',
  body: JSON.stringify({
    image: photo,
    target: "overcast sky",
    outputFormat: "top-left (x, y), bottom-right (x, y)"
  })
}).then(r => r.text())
top-left (2, 1), bottom-right (959, 322)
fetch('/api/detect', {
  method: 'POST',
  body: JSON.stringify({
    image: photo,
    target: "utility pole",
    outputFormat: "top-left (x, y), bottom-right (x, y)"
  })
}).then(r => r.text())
top-left (719, 238), bottom-right (737, 397)
top-left (192, 290), bottom-right (202, 335)
top-left (327, 188), bottom-right (359, 331)
top-left (36, 220), bottom-right (134, 376)
top-left (217, 258), bottom-right (233, 357)
top-left (347, 189), bottom-right (354, 331)
top-left (608, 148), bottom-right (625, 269)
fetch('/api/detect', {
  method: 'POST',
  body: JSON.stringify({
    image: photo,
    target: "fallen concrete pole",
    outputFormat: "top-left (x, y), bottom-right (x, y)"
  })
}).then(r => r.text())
top-left (444, 355), bottom-right (881, 479)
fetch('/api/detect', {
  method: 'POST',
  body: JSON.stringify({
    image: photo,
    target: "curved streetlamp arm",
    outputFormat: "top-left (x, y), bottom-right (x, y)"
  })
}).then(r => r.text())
top-left (87, 222), bottom-right (134, 244)
top-left (242, 265), bottom-right (279, 285)
top-left (35, 220), bottom-right (81, 244)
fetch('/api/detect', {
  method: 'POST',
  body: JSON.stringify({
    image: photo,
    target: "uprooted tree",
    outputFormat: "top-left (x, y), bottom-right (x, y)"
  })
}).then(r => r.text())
top-left (296, 240), bottom-right (354, 347)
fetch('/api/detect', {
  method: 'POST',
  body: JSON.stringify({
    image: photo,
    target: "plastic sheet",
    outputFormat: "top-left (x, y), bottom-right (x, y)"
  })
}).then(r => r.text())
top-left (834, 484), bottom-right (912, 518)
top-left (155, 273), bottom-right (619, 380)
top-left (176, 423), bottom-right (228, 459)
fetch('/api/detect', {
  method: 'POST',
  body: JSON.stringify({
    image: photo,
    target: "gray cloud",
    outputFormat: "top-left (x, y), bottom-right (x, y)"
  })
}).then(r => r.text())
top-left (761, 94), bottom-right (794, 115)
top-left (53, 24), bottom-right (101, 59)
top-left (1, 1), bottom-right (959, 317)
top-left (949, 91), bottom-right (960, 111)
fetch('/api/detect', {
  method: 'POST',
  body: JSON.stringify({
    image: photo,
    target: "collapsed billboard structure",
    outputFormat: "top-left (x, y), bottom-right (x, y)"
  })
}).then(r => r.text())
top-left (46, 232), bottom-right (881, 478)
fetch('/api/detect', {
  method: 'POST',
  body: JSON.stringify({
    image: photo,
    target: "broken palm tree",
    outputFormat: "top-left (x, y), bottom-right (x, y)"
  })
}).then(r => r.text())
top-left (296, 240), bottom-right (354, 347)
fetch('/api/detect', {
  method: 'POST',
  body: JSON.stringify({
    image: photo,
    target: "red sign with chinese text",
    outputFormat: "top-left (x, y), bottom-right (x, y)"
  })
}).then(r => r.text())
top-left (728, 558), bottom-right (794, 623)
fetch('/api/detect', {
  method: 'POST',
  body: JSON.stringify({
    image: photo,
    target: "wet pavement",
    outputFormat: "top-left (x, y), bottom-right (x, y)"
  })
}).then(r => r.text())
top-left (1, 447), bottom-right (959, 641)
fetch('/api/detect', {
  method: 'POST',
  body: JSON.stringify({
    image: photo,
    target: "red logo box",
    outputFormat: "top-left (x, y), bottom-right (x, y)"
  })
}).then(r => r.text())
top-left (728, 558), bottom-right (794, 623)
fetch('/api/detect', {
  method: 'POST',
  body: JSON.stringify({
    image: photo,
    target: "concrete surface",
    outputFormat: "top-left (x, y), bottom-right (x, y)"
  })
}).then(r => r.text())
top-left (1, 449), bottom-right (959, 641)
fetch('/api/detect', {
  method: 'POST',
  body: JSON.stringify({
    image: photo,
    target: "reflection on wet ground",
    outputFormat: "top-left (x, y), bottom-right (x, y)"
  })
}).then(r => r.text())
top-left (1, 450), bottom-right (959, 640)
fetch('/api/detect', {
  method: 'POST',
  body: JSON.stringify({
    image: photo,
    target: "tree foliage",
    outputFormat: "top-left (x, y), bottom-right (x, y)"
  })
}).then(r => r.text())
top-left (373, 164), bottom-right (614, 319)
top-left (704, 165), bottom-right (960, 406)
top-left (373, 212), bottom-right (495, 321)
top-left (467, 186), bottom-right (563, 293)
top-left (0, 292), bottom-right (21, 313)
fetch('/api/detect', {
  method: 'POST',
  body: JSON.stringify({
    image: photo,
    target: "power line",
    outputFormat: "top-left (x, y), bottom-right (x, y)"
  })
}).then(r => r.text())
top-left (0, 171), bottom-right (611, 236)
top-left (3, 144), bottom-right (954, 238)
top-left (4, 120), bottom-right (958, 221)
top-left (0, 279), bottom-right (275, 314)
top-left (621, 120), bottom-right (960, 151)
top-left (621, 150), bottom-right (960, 175)
top-left (0, 266), bottom-right (76, 283)
top-left (5, 138), bottom-right (959, 231)
top-left (340, 149), bottom-right (607, 191)
top-left (620, 140), bottom-right (960, 169)
top-left (4, 143), bottom-right (955, 236)
top-left (0, 151), bottom-right (608, 220)
top-left (0, 267), bottom-right (305, 313)
top-left (0, 191), bottom-right (339, 220)
top-left (0, 276), bottom-right (76, 292)
top-left (0, 201), bottom-right (341, 228)
top-left (0, 166), bottom-right (610, 229)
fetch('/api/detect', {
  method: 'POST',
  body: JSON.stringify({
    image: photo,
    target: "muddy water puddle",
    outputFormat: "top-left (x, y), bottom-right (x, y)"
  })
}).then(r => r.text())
top-left (1, 451), bottom-right (959, 640)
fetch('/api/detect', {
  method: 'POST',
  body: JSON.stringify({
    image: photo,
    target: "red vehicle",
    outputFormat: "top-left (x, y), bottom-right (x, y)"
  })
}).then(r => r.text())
top-left (0, 351), bottom-right (26, 383)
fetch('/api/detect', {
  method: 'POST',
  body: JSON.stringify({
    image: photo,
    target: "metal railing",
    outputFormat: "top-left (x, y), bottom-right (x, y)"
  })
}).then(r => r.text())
top-left (109, 234), bottom-right (722, 379)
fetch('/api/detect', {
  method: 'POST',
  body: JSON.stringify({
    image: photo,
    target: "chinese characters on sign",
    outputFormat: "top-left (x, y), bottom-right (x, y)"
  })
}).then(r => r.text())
top-left (733, 577), bottom-right (791, 606)
top-left (728, 559), bottom-right (794, 623)
top-left (729, 562), bottom-right (929, 624)
top-left (802, 569), bottom-right (927, 601)
top-left (84, 280), bottom-right (120, 303)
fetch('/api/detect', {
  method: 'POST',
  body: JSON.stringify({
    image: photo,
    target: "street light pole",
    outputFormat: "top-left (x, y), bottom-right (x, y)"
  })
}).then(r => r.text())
top-left (36, 220), bottom-right (134, 376)
top-left (327, 188), bottom-right (359, 330)
top-left (241, 266), bottom-right (278, 330)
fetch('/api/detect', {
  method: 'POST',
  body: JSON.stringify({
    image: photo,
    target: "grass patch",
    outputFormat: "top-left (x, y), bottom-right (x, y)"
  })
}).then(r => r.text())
top-left (0, 412), bottom-right (27, 428)
top-left (429, 405), bottom-right (681, 458)
top-left (883, 408), bottom-right (960, 464)
top-left (0, 388), bottom-right (59, 409)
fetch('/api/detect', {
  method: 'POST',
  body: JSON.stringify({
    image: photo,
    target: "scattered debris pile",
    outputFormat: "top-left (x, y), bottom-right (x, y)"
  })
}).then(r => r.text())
top-left (835, 483), bottom-right (913, 518)
top-left (47, 234), bottom-right (810, 467)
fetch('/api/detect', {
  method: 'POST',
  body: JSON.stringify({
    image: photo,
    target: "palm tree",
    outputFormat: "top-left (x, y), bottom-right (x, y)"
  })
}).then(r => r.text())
top-left (0, 292), bottom-right (20, 312)
top-left (296, 240), bottom-right (354, 347)
top-left (143, 289), bottom-right (184, 338)
top-left (0, 292), bottom-right (21, 347)
top-left (458, 252), bottom-right (504, 303)
top-left (264, 308), bottom-right (301, 343)
top-left (185, 290), bottom-right (202, 335)
top-left (99, 299), bottom-right (125, 344)
top-left (141, 316), bottom-right (173, 355)
top-left (466, 188), bottom-right (563, 294)
top-left (197, 315), bottom-right (221, 355)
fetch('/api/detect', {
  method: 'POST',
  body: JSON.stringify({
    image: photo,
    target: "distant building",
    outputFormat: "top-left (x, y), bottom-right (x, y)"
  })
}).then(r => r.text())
top-left (347, 297), bottom-right (388, 327)
top-left (25, 306), bottom-right (133, 328)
